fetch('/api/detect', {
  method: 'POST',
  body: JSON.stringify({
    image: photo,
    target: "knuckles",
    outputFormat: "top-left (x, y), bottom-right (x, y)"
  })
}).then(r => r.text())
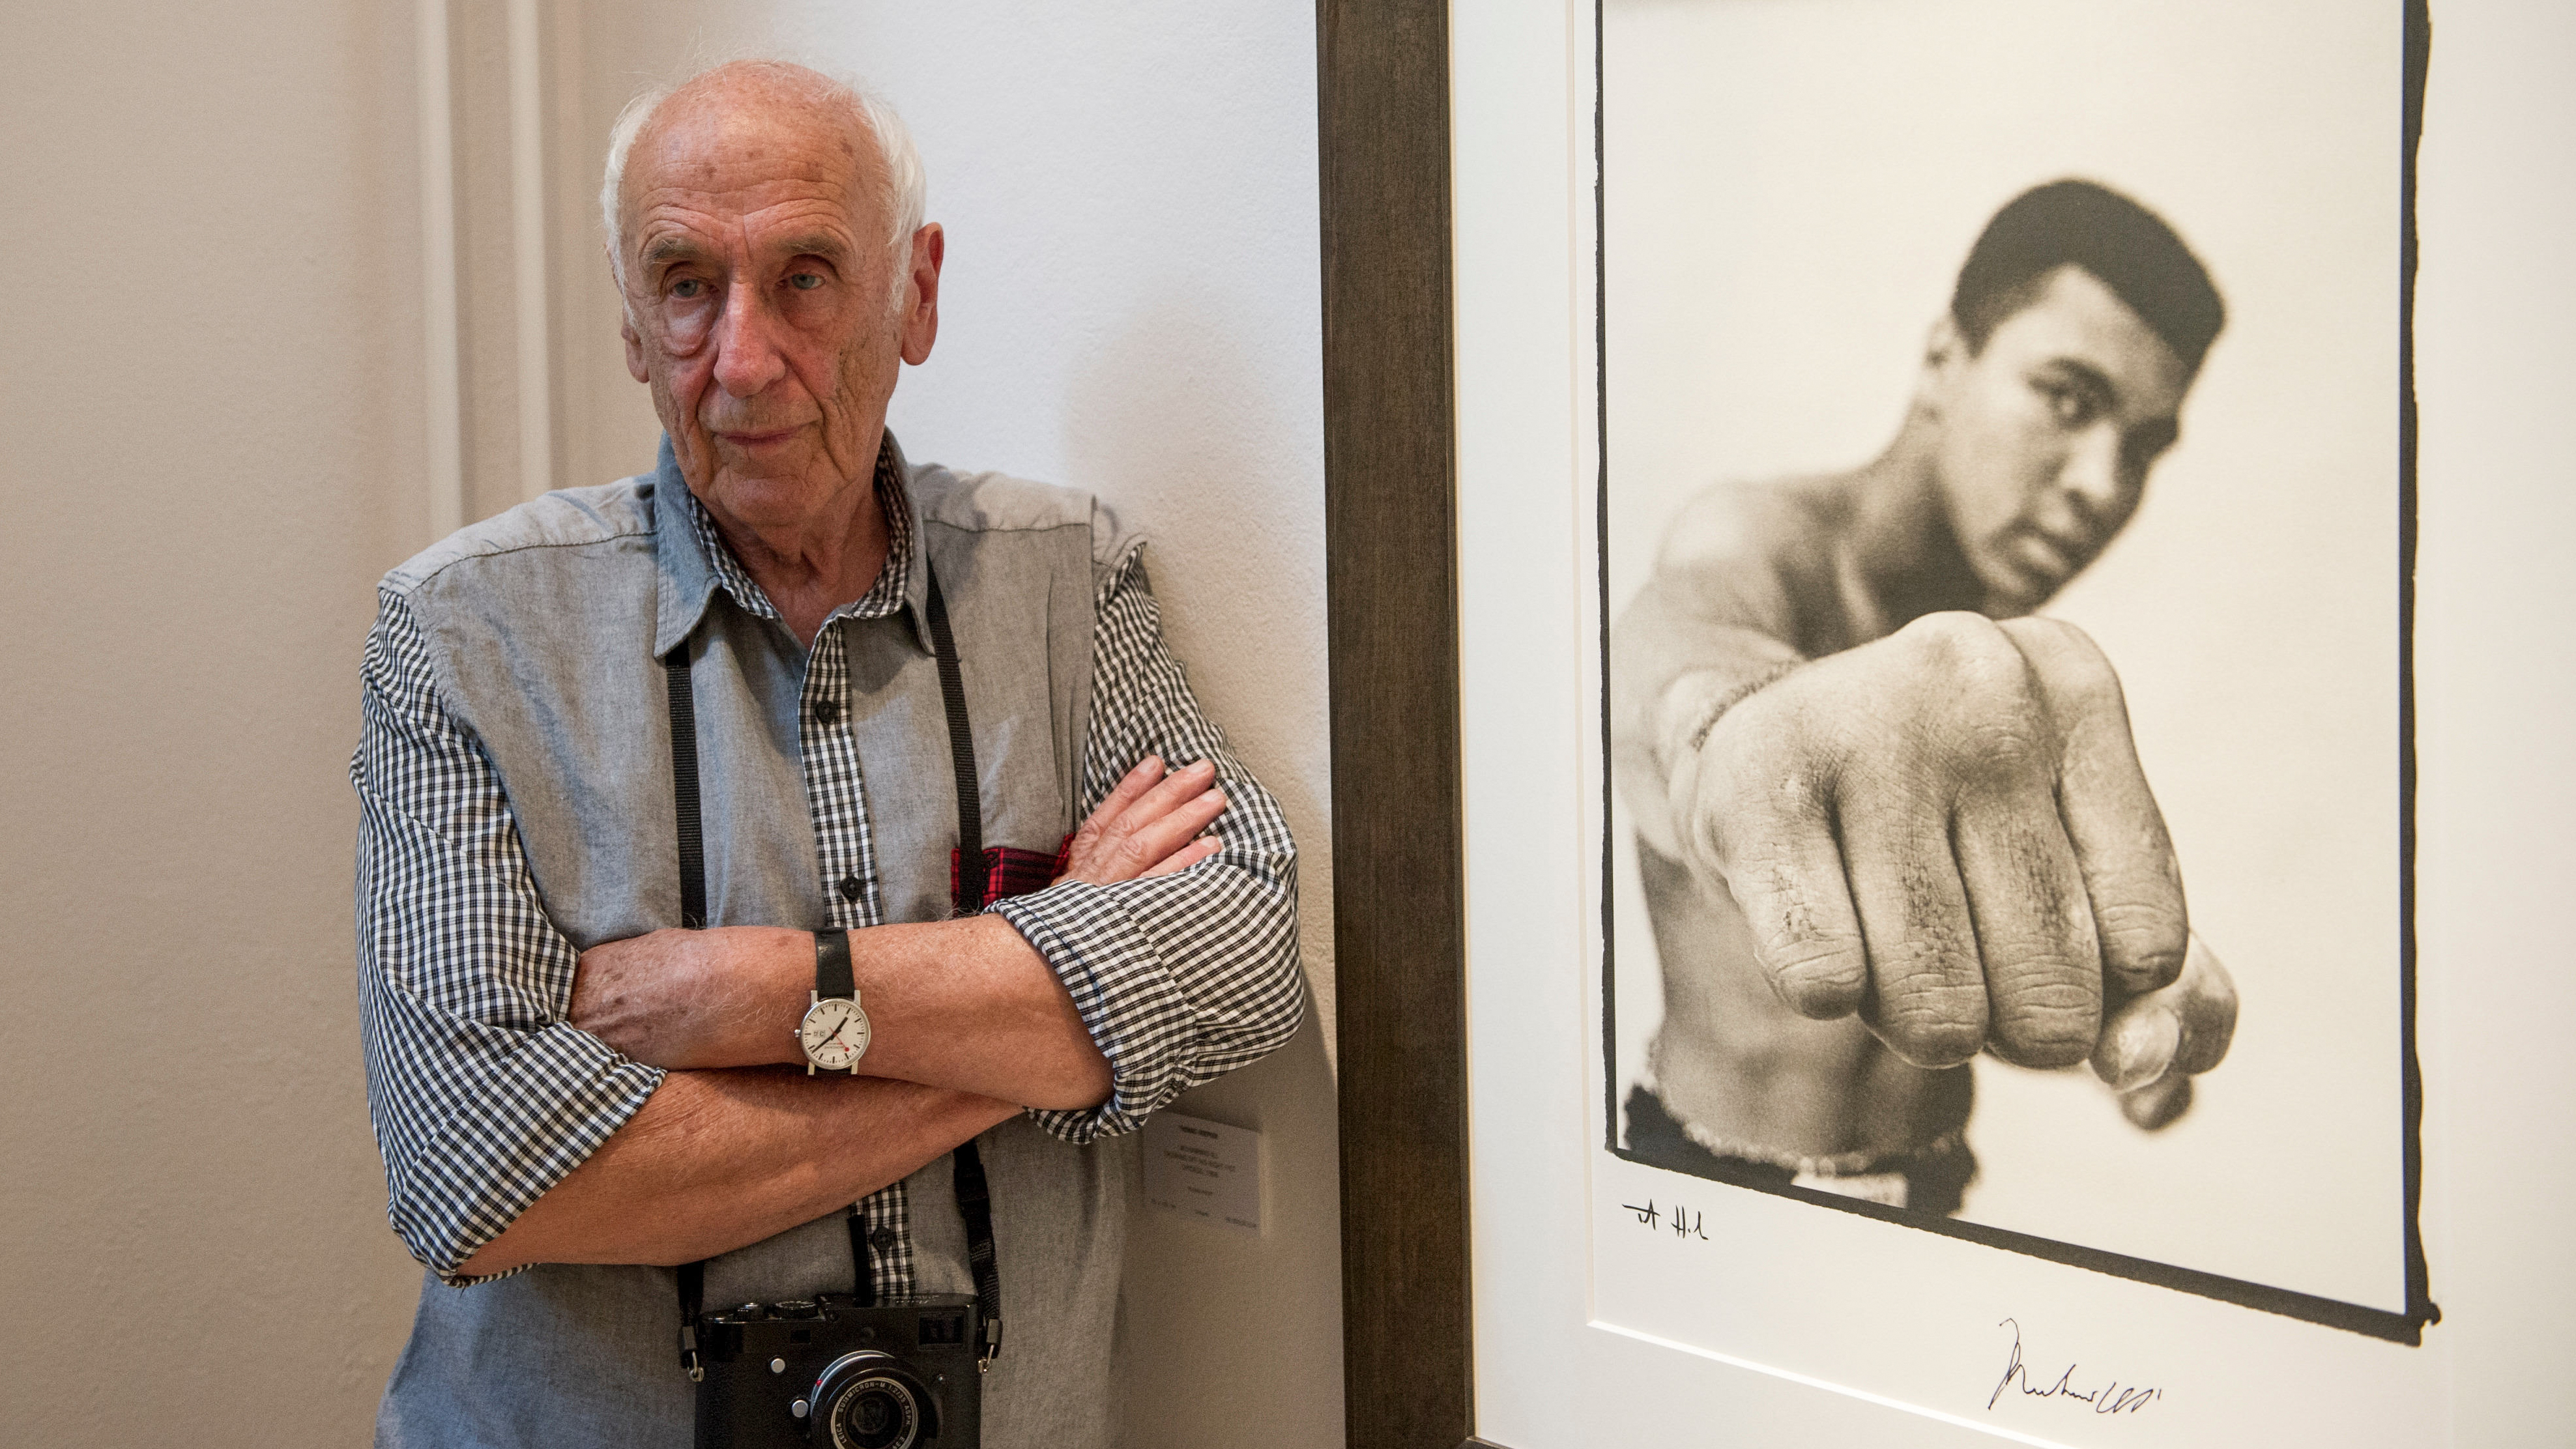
top-left (1688, 749), bottom-right (1838, 879)
top-left (1999, 615), bottom-right (2117, 683)
top-left (1860, 960), bottom-right (1990, 1068)
top-left (1686, 612), bottom-right (2176, 1080)
top-left (1708, 612), bottom-right (2119, 811)
top-left (1767, 945), bottom-right (1868, 1020)
top-left (1868, 1006), bottom-right (1986, 1070)
top-left (1984, 958), bottom-right (2104, 1069)
top-left (2096, 904), bottom-right (2189, 992)
top-left (1881, 614), bottom-right (2063, 782)
top-left (1997, 617), bottom-right (2134, 732)
top-left (1890, 610), bottom-right (2031, 686)
top-left (1986, 1017), bottom-right (2099, 1070)
top-left (1945, 718), bottom-right (2051, 793)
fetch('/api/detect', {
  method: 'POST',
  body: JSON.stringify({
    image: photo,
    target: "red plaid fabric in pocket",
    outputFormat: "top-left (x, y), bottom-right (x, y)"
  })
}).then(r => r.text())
top-left (951, 834), bottom-right (1078, 910)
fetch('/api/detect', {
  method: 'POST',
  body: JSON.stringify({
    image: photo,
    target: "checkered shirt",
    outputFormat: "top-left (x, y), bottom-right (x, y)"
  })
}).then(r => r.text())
top-left (352, 448), bottom-right (1303, 1285)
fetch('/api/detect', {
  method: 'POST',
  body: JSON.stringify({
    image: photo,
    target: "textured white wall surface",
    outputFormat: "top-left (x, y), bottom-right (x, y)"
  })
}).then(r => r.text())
top-left (561, 7), bottom-right (1344, 1446)
top-left (2412, 0), bottom-right (2576, 1440)
top-left (0, 2), bottom-right (431, 1442)
top-left (1, 2), bottom-right (1339, 1445)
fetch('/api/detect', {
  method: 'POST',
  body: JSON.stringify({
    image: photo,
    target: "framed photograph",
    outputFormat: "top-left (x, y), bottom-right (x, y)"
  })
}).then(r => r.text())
top-left (1316, 1), bottom-right (2564, 1446)
top-left (1597, 0), bottom-right (2431, 1346)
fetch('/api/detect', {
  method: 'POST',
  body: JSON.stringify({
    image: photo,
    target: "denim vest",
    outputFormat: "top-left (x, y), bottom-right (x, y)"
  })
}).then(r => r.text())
top-left (375, 439), bottom-right (1135, 1449)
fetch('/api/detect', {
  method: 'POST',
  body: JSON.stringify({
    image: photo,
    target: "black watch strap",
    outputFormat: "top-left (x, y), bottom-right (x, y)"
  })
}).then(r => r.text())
top-left (815, 928), bottom-right (854, 1001)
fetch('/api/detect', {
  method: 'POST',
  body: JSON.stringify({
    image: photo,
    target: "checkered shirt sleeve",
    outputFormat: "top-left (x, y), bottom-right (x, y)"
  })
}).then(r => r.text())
top-left (352, 588), bottom-right (665, 1284)
top-left (352, 523), bottom-right (1300, 1279)
top-left (994, 547), bottom-right (1306, 1143)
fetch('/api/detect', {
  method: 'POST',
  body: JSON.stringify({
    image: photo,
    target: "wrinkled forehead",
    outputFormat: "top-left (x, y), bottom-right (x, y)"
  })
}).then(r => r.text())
top-left (620, 79), bottom-right (882, 237)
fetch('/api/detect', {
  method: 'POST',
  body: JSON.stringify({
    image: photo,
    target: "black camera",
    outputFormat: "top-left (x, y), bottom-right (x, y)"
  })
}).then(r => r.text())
top-left (693, 1292), bottom-right (983, 1448)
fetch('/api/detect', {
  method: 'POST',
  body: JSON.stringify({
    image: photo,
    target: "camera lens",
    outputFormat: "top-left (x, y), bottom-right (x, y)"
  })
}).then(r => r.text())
top-left (812, 1351), bottom-right (933, 1449)
top-left (830, 1374), bottom-right (918, 1449)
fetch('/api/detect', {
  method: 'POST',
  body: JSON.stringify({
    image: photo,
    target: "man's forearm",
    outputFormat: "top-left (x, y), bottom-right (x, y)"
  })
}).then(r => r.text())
top-left (848, 915), bottom-right (1113, 1107)
top-left (572, 915), bottom-right (1112, 1110)
top-left (456, 1069), bottom-right (1019, 1278)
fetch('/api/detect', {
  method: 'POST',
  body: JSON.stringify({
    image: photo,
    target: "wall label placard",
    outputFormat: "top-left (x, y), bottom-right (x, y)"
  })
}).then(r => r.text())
top-left (1142, 1112), bottom-right (1262, 1234)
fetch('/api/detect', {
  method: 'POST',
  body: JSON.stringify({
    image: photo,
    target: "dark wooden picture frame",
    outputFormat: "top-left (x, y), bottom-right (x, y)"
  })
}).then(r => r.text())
top-left (1317, 3), bottom-right (1479, 1447)
top-left (1318, 0), bottom-right (2435, 1441)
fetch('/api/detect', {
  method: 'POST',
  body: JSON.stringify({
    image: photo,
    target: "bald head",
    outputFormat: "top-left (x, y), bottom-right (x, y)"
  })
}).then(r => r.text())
top-left (601, 61), bottom-right (924, 304)
top-left (603, 59), bottom-right (946, 546)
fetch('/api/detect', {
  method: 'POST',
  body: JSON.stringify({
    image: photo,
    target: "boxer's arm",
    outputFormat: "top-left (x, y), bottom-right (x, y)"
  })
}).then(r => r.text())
top-left (1612, 575), bottom-right (1805, 859)
top-left (1611, 487), bottom-right (1818, 859)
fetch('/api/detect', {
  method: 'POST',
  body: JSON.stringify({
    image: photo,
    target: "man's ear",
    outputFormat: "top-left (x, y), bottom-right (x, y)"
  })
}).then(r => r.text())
top-left (899, 222), bottom-right (946, 367)
top-left (611, 241), bottom-right (651, 382)
top-left (1914, 313), bottom-right (1967, 418)
top-left (622, 317), bottom-right (648, 383)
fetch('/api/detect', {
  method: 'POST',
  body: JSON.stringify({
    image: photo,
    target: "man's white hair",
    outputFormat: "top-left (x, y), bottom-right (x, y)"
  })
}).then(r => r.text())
top-left (600, 61), bottom-right (927, 315)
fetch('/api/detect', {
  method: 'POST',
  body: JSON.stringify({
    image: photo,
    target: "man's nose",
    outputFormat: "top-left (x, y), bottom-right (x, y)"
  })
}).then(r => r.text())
top-left (2057, 424), bottom-right (2127, 523)
top-left (709, 279), bottom-right (789, 398)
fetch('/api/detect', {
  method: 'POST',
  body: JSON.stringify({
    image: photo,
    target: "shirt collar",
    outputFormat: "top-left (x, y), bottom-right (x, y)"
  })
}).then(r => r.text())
top-left (651, 430), bottom-right (931, 659)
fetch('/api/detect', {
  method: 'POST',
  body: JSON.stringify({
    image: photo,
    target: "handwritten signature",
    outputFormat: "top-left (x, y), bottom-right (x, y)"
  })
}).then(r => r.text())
top-left (1989, 1318), bottom-right (2161, 1417)
top-left (1619, 1198), bottom-right (1709, 1241)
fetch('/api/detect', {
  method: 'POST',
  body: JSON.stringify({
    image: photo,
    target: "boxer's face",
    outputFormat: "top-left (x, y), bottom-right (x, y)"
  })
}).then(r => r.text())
top-left (1922, 265), bottom-right (2195, 614)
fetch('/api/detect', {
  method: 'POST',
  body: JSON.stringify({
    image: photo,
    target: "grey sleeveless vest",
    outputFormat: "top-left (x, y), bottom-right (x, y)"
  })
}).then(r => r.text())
top-left (375, 438), bottom-right (1136, 1448)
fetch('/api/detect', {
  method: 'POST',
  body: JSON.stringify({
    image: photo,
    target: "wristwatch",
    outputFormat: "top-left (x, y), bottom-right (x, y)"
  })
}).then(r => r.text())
top-left (797, 930), bottom-right (871, 1074)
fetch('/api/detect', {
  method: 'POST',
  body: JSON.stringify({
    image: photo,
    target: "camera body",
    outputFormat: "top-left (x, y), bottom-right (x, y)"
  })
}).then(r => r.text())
top-left (694, 1292), bottom-right (983, 1449)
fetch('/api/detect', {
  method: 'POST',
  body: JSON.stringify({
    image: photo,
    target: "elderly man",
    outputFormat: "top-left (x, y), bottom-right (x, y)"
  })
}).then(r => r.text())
top-left (353, 61), bottom-right (1302, 1446)
top-left (1613, 180), bottom-right (2239, 1213)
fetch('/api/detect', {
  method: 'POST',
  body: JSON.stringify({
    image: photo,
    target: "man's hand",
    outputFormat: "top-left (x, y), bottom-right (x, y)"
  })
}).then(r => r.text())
top-left (570, 925), bottom-right (810, 1070)
top-left (569, 754), bottom-right (1228, 1095)
top-left (1056, 754), bottom-right (1227, 885)
top-left (1669, 611), bottom-right (2236, 1097)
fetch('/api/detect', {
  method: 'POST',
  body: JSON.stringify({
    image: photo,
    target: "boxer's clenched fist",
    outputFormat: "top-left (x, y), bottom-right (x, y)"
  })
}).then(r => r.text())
top-left (2094, 930), bottom-right (2236, 1128)
top-left (1666, 611), bottom-right (2236, 1092)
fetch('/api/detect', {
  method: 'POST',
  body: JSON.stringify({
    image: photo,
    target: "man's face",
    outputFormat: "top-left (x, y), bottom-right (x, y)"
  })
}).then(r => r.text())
top-left (616, 79), bottom-right (941, 533)
top-left (1922, 265), bottom-right (2195, 614)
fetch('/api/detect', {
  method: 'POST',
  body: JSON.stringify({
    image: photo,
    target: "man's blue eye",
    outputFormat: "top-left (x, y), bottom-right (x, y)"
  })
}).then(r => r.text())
top-left (671, 279), bottom-right (705, 300)
top-left (788, 272), bottom-right (824, 291)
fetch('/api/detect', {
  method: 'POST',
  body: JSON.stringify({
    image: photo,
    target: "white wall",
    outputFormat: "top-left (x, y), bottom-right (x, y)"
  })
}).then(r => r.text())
top-left (824, 15), bottom-right (1350, 1442)
top-left (549, 5), bottom-right (1350, 1446)
top-left (0, 1), bottom-right (433, 1441)
top-left (1, 1), bottom-right (1340, 1444)
top-left (2413, 1), bottom-right (2576, 1440)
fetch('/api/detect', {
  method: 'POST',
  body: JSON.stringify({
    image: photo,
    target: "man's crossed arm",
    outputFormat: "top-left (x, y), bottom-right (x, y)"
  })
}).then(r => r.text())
top-left (456, 756), bottom-right (1226, 1278)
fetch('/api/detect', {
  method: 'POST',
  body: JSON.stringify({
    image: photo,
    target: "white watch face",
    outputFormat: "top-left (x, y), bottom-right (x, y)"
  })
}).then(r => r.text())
top-left (800, 997), bottom-right (871, 1070)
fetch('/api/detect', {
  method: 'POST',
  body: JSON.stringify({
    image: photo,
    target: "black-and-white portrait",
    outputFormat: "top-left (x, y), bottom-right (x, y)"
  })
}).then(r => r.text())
top-left (1600, 0), bottom-right (2422, 1334)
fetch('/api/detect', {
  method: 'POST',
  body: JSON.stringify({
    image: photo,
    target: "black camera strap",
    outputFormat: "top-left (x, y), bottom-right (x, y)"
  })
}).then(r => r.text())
top-left (666, 556), bottom-right (1005, 1381)
top-left (920, 566), bottom-right (1008, 1368)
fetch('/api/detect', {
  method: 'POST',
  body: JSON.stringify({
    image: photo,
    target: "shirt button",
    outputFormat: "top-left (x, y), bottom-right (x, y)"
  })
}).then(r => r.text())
top-left (871, 1228), bottom-right (899, 1250)
top-left (837, 875), bottom-right (863, 902)
top-left (813, 699), bottom-right (841, 724)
